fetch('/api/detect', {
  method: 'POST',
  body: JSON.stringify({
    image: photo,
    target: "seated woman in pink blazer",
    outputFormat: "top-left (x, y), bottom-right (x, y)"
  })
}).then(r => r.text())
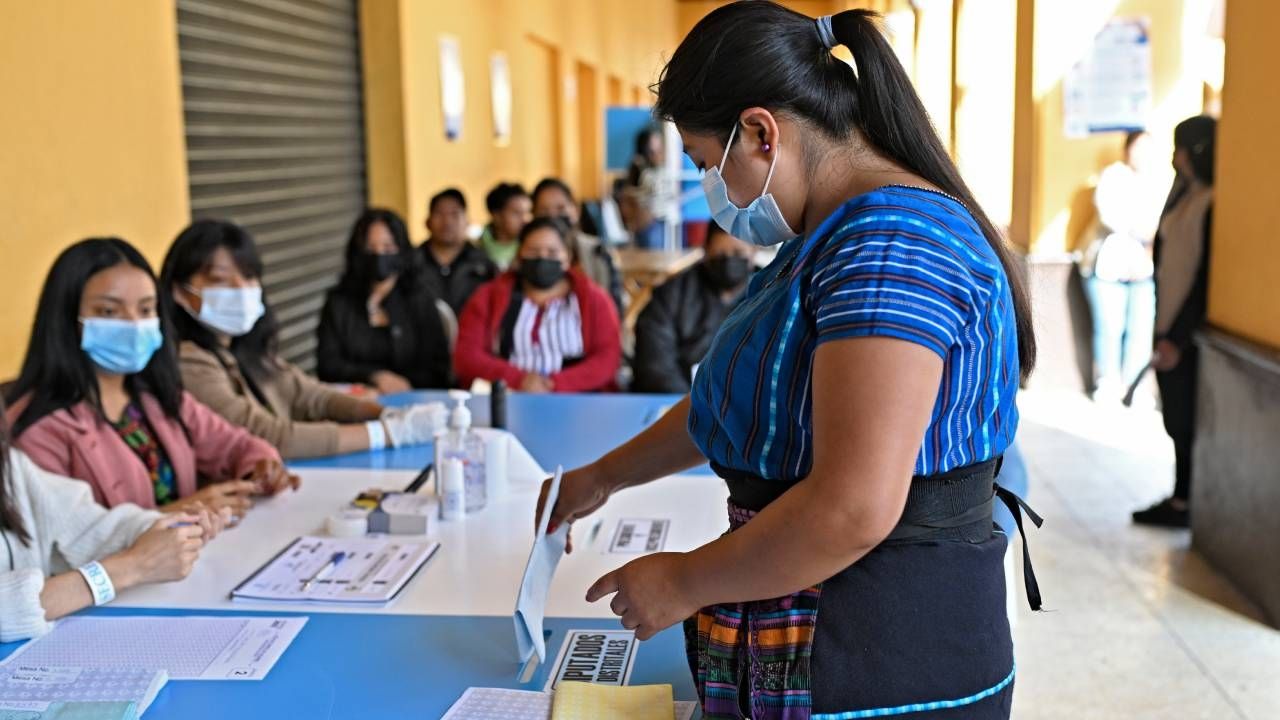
top-left (4, 238), bottom-right (299, 515)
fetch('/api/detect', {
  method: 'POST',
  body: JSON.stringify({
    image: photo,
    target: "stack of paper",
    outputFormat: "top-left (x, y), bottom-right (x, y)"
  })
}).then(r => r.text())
top-left (0, 664), bottom-right (166, 718)
top-left (232, 536), bottom-right (438, 604)
top-left (1, 616), bottom-right (306, 681)
top-left (551, 682), bottom-right (673, 720)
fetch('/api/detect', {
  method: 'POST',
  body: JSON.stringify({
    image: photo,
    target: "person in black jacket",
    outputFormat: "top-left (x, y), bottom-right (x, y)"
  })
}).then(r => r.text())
top-left (632, 224), bottom-right (755, 393)
top-left (1133, 115), bottom-right (1216, 528)
top-left (419, 188), bottom-right (497, 316)
top-left (317, 208), bottom-right (452, 393)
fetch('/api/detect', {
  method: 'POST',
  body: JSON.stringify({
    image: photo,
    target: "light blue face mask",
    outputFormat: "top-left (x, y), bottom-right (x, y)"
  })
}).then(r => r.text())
top-left (700, 122), bottom-right (798, 247)
top-left (79, 317), bottom-right (164, 375)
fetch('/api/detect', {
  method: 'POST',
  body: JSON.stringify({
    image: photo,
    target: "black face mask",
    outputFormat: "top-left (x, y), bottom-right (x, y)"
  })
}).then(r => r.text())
top-left (364, 252), bottom-right (405, 282)
top-left (519, 258), bottom-right (566, 290)
top-left (703, 255), bottom-right (752, 290)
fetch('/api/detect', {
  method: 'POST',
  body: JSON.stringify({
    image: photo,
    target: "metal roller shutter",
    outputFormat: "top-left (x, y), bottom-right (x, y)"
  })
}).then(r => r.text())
top-left (176, 0), bottom-right (366, 369)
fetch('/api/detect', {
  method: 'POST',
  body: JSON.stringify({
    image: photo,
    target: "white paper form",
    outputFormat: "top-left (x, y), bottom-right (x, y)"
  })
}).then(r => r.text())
top-left (0, 665), bottom-right (166, 713)
top-left (231, 535), bottom-right (439, 603)
top-left (0, 616), bottom-right (306, 681)
top-left (441, 688), bottom-right (551, 720)
top-left (514, 467), bottom-right (569, 665)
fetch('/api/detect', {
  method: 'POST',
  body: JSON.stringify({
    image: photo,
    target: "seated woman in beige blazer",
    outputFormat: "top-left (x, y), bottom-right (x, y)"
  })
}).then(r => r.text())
top-left (159, 220), bottom-right (443, 460)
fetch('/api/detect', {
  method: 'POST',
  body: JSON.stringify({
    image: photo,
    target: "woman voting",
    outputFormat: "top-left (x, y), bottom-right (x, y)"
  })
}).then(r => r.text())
top-left (538, 5), bottom-right (1042, 719)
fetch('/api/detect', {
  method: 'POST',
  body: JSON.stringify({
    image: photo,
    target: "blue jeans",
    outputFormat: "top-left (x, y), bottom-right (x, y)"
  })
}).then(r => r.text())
top-left (1085, 276), bottom-right (1155, 392)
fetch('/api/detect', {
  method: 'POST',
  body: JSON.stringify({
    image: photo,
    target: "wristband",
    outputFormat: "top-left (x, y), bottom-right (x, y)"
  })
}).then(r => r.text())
top-left (366, 420), bottom-right (388, 450)
top-left (77, 561), bottom-right (116, 606)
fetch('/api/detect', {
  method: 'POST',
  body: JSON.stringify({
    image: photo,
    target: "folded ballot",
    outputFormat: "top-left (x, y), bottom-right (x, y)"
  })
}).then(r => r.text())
top-left (513, 467), bottom-right (569, 665)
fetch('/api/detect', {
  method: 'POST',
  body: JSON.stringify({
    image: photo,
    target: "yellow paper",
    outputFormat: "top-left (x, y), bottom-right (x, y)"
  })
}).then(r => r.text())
top-left (551, 682), bottom-right (674, 720)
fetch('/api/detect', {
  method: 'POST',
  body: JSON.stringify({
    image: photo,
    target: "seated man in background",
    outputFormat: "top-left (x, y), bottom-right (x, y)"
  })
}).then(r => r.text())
top-left (477, 182), bottom-right (532, 271)
top-left (455, 218), bottom-right (620, 394)
top-left (419, 188), bottom-right (497, 317)
top-left (531, 177), bottom-right (624, 313)
top-left (632, 224), bottom-right (755, 393)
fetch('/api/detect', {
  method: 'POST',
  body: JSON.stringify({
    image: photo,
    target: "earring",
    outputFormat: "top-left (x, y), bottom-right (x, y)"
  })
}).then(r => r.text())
top-left (762, 142), bottom-right (772, 152)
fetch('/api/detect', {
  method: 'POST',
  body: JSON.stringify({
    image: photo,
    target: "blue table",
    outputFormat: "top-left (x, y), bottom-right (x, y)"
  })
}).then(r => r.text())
top-left (291, 391), bottom-right (712, 475)
top-left (0, 608), bottom-right (697, 719)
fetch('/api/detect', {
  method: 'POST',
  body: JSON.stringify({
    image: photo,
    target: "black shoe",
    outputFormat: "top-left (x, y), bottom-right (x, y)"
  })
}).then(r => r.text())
top-left (1132, 498), bottom-right (1189, 528)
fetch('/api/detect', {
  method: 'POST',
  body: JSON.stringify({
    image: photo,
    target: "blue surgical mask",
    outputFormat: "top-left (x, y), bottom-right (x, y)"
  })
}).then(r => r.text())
top-left (80, 317), bottom-right (164, 375)
top-left (701, 123), bottom-right (797, 247)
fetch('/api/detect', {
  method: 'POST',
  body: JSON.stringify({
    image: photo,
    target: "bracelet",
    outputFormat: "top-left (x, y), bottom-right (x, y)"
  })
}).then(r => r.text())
top-left (77, 561), bottom-right (116, 606)
top-left (366, 420), bottom-right (388, 450)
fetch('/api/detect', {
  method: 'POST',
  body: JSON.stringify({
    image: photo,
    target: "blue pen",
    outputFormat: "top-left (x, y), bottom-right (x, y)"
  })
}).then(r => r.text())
top-left (300, 551), bottom-right (347, 592)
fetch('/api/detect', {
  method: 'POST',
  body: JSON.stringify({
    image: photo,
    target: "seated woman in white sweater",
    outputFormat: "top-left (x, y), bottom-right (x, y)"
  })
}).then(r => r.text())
top-left (0, 441), bottom-right (218, 642)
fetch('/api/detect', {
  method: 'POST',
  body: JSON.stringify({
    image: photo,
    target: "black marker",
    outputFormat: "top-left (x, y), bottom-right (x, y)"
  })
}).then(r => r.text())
top-left (403, 463), bottom-right (434, 493)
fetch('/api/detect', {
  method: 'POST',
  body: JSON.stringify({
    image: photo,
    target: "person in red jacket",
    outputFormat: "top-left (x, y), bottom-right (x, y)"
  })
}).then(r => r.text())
top-left (455, 217), bottom-right (621, 393)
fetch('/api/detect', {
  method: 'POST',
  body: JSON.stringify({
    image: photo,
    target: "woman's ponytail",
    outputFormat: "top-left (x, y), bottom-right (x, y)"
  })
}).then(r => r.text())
top-left (831, 10), bottom-right (1035, 379)
top-left (657, 2), bottom-right (1036, 379)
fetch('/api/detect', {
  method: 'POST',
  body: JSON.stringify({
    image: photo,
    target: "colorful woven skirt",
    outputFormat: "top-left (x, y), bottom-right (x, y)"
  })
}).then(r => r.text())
top-left (685, 463), bottom-right (1023, 719)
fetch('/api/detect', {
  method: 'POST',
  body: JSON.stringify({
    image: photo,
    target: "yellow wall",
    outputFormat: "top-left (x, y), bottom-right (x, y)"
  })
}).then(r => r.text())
top-left (362, 0), bottom-right (677, 237)
top-left (0, 1), bottom-right (190, 378)
top-left (1013, 0), bottom-right (1204, 254)
top-left (1206, 1), bottom-right (1280, 349)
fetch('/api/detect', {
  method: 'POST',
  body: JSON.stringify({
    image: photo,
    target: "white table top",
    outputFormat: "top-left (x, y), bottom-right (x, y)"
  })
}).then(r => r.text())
top-left (114, 467), bottom-right (729, 619)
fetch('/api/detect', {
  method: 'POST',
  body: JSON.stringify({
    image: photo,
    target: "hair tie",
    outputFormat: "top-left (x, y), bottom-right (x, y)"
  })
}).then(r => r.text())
top-left (815, 15), bottom-right (837, 50)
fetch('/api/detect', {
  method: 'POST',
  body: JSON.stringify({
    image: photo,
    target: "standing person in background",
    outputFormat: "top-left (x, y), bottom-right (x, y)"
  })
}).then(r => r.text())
top-left (317, 208), bottom-right (453, 393)
top-left (419, 188), bottom-right (497, 316)
top-left (478, 183), bottom-right (533, 271)
top-left (1, 400), bottom-right (212, 643)
top-left (633, 224), bottom-right (755, 393)
top-left (161, 220), bottom-right (442, 460)
top-left (1133, 115), bottom-right (1217, 529)
top-left (4, 238), bottom-right (292, 515)
top-left (624, 127), bottom-right (675, 249)
top-left (455, 218), bottom-right (621, 394)
top-left (531, 177), bottom-right (625, 313)
top-left (1084, 130), bottom-right (1165, 403)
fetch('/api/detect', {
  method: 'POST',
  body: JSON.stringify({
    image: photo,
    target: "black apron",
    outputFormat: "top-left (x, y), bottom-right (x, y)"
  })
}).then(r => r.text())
top-left (684, 458), bottom-right (1042, 719)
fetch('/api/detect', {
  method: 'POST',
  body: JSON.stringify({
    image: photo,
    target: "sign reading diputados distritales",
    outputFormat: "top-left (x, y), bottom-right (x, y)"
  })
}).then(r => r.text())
top-left (545, 630), bottom-right (638, 691)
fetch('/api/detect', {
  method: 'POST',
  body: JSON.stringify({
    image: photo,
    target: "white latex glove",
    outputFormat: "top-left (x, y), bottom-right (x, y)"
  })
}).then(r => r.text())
top-left (381, 403), bottom-right (446, 447)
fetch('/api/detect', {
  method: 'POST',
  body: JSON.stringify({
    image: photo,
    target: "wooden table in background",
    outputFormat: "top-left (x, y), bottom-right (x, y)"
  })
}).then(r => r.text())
top-left (615, 247), bottom-right (704, 332)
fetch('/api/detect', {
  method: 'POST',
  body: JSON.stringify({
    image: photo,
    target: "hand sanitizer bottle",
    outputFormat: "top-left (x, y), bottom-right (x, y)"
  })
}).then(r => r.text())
top-left (440, 458), bottom-right (465, 522)
top-left (440, 390), bottom-right (487, 513)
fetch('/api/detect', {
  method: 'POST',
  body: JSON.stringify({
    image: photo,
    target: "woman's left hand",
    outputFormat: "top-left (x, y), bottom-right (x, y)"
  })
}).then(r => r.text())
top-left (249, 459), bottom-right (301, 496)
top-left (586, 552), bottom-right (703, 640)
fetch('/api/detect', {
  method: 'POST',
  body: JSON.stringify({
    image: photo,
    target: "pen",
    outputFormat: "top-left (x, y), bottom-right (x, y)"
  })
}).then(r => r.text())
top-left (301, 552), bottom-right (347, 591)
top-left (403, 463), bottom-right (434, 494)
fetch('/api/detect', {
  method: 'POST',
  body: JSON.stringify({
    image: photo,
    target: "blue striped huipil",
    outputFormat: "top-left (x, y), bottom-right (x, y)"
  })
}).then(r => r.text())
top-left (683, 186), bottom-right (1022, 720)
top-left (688, 186), bottom-right (1020, 483)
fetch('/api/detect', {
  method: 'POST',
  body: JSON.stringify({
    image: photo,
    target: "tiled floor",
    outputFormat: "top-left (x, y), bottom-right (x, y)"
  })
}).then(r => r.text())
top-left (1010, 389), bottom-right (1280, 719)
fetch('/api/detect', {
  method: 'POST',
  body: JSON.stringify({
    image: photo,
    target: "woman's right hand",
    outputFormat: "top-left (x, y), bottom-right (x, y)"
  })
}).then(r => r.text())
top-left (535, 464), bottom-right (613, 554)
top-left (163, 480), bottom-right (256, 521)
top-left (117, 515), bottom-right (206, 586)
top-left (520, 373), bottom-right (555, 393)
top-left (371, 370), bottom-right (413, 395)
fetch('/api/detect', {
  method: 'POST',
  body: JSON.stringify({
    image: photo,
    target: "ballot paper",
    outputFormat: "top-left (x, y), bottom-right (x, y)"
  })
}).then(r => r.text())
top-left (0, 665), bottom-right (166, 714)
top-left (441, 688), bottom-right (552, 720)
top-left (231, 536), bottom-right (438, 603)
top-left (551, 681), bottom-right (673, 720)
top-left (0, 616), bottom-right (306, 681)
top-left (514, 467), bottom-right (569, 665)
top-left (440, 688), bottom-right (696, 720)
